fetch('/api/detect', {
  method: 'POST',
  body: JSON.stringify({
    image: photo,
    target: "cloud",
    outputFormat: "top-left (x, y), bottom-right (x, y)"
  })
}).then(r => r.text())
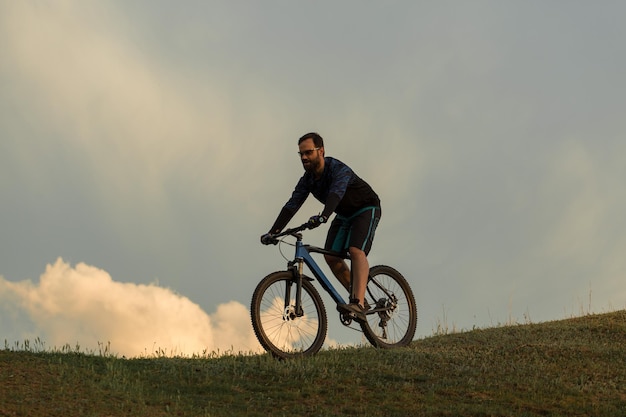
top-left (0, 1), bottom-right (285, 210)
top-left (2, 0), bottom-right (626, 346)
top-left (538, 142), bottom-right (625, 262)
top-left (0, 1), bottom-right (310, 248)
top-left (0, 258), bottom-right (263, 357)
top-left (0, 1), bottom-right (292, 286)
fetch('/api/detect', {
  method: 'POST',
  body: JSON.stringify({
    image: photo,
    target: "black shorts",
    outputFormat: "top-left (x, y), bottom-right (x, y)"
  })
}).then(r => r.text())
top-left (324, 206), bottom-right (381, 255)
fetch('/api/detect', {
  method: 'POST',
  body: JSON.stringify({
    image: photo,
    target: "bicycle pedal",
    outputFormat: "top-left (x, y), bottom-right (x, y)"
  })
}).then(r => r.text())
top-left (340, 313), bottom-right (353, 326)
top-left (337, 303), bottom-right (367, 322)
top-left (341, 312), bottom-right (365, 324)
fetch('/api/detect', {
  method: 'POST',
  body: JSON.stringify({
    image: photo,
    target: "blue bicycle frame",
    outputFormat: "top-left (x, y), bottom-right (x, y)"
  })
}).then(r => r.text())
top-left (269, 223), bottom-right (353, 319)
top-left (294, 239), bottom-right (347, 305)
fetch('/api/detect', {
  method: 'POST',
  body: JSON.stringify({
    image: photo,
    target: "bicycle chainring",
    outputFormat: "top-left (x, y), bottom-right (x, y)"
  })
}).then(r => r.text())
top-left (339, 312), bottom-right (353, 326)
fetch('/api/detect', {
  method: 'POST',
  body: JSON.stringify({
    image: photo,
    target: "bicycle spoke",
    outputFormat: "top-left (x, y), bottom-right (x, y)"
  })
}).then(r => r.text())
top-left (360, 265), bottom-right (417, 348)
top-left (251, 272), bottom-right (327, 358)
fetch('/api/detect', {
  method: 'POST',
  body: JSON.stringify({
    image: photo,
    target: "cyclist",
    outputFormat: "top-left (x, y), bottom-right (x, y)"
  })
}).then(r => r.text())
top-left (261, 132), bottom-right (381, 321)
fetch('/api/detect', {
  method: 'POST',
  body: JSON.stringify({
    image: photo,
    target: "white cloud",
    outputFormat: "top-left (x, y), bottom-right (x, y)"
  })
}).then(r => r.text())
top-left (0, 1), bottom-right (264, 204)
top-left (0, 258), bottom-right (263, 357)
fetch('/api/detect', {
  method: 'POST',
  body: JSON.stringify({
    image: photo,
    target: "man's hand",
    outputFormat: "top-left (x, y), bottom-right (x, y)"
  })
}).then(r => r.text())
top-left (260, 233), bottom-right (278, 245)
top-left (307, 214), bottom-right (327, 229)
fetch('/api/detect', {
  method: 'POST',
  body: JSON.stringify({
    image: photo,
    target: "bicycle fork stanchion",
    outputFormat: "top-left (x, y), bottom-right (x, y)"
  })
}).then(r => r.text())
top-left (282, 265), bottom-right (294, 321)
top-left (294, 257), bottom-right (305, 317)
top-left (283, 259), bottom-right (304, 320)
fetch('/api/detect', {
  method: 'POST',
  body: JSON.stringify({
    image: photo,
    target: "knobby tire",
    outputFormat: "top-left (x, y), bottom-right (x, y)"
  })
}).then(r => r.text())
top-left (359, 265), bottom-right (417, 348)
top-left (250, 271), bottom-right (328, 359)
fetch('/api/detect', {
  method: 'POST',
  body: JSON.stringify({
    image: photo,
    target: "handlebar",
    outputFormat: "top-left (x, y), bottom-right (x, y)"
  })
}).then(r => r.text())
top-left (263, 222), bottom-right (350, 259)
top-left (270, 222), bottom-right (311, 240)
top-left (263, 222), bottom-right (348, 258)
top-left (261, 222), bottom-right (313, 245)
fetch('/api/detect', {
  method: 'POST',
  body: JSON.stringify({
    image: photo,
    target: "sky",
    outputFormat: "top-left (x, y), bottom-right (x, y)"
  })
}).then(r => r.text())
top-left (1, 1), bottom-right (625, 357)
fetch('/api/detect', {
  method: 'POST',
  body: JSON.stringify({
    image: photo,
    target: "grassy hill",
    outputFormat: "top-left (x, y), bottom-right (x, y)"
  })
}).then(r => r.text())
top-left (1, 310), bottom-right (625, 417)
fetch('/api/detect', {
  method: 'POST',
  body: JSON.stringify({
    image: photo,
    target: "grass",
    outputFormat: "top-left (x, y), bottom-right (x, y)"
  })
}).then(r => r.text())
top-left (1, 310), bottom-right (625, 416)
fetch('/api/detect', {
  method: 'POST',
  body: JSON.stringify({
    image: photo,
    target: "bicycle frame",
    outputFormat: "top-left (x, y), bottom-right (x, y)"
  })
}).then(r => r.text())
top-left (285, 232), bottom-right (348, 317)
top-left (297, 241), bottom-right (346, 303)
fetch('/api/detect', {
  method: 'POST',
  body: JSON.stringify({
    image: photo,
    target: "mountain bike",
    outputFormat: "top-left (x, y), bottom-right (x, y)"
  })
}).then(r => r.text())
top-left (251, 222), bottom-right (417, 359)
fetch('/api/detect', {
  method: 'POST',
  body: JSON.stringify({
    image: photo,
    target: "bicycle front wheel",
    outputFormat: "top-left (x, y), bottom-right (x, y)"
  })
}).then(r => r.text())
top-left (360, 265), bottom-right (417, 348)
top-left (250, 271), bottom-right (327, 359)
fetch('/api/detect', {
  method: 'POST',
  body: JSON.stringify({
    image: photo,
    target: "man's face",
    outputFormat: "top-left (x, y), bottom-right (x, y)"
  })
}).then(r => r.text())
top-left (298, 138), bottom-right (323, 173)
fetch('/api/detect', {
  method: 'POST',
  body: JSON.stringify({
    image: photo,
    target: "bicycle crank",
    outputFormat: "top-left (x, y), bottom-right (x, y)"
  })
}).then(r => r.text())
top-left (339, 312), bottom-right (353, 326)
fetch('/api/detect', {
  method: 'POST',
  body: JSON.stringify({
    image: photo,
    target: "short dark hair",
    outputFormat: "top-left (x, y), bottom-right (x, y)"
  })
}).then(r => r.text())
top-left (298, 132), bottom-right (324, 148)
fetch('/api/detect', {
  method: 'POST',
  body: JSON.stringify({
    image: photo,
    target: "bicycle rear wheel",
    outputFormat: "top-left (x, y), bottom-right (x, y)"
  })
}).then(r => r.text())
top-left (360, 265), bottom-right (417, 348)
top-left (251, 271), bottom-right (327, 359)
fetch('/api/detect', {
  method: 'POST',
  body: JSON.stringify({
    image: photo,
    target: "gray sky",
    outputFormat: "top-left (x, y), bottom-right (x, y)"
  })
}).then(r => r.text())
top-left (1, 1), bottom-right (625, 356)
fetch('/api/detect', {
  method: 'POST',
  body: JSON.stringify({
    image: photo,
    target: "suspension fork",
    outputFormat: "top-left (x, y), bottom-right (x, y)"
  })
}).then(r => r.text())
top-left (286, 257), bottom-right (305, 318)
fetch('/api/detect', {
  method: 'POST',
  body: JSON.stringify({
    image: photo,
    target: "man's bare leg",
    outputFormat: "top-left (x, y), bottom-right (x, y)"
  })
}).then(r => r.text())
top-left (325, 248), bottom-right (369, 307)
top-left (324, 254), bottom-right (351, 291)
top-left (348, 247), bottom-right (368, 307)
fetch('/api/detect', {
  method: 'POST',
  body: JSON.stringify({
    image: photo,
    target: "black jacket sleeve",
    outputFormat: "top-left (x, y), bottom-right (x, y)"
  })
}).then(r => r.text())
top-left (268, 206), bottom-right (296, 234)
top-left (321, 192), bottom-right (341, 219)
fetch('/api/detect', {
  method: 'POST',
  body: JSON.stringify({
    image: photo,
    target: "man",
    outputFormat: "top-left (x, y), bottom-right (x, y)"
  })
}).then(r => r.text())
top-left (260, 132), bottom-right (381, 321)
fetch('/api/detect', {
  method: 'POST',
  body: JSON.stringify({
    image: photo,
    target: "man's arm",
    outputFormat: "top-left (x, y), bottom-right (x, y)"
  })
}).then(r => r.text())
top-left (319, 160), bottom-right (352, 218)
top-left (268, 206), bottom-right (296, 234)
top-left (267, 176), bottom-right (309, 234)
top-left (320, 193), bottom-right (341, 219)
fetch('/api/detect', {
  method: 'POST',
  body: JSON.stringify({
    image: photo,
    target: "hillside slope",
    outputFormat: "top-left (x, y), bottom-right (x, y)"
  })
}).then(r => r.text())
top-left (1, 310), bottom-right (625, 416)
